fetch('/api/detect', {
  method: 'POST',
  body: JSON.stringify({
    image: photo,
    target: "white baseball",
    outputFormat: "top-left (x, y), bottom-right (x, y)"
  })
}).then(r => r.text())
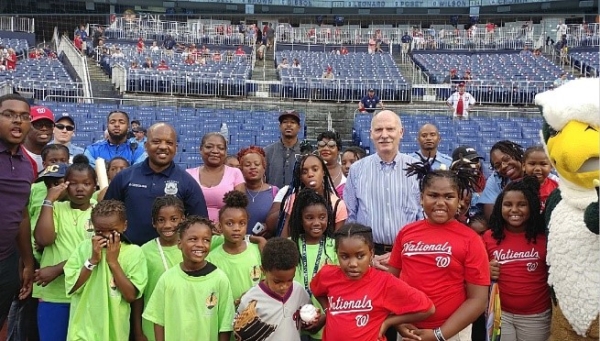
top-left (300, 304), bottom-right (317, 322)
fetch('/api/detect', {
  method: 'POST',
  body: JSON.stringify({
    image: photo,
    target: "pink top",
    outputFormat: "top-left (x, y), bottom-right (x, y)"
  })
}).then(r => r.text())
top-left (186, 165), bottom-right (245, 222)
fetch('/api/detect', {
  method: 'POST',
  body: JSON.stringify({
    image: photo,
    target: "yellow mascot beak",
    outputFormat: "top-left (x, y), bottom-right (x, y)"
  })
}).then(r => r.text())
top-left (547, 120), bottom-right (599, 189)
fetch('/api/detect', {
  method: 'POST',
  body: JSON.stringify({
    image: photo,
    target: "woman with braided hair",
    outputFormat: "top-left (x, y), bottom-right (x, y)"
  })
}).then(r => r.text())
top-left (386, 160), bottom-right (490, 341)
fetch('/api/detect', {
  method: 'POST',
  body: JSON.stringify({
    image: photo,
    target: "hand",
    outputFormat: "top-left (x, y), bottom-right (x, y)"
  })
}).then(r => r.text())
top-left (490, 259), bottom-right (500, 280)
top-left (372, 252), bottom-right (391, 271)
top-left (398, 324), bottom-right (422, 341)
top-left (412, 328), bottom-right (436, 341)
top-left (105, 231), bottom-right (121, 266)
top-left (249, 235), bottom-right (267, 252)
top-left (34, 265), bottom-right (62, 287)
top-left (91, 235), bottom-right (107, 265)
top-left (45, 181), bottom-right (69, 202)
top-left (18, 266), bottom-right (34, 300)
top-left (302, 308), bottom-right (324, 333)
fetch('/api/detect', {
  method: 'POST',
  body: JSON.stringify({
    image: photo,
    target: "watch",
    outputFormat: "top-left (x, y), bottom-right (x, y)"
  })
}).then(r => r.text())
top-left (84, 259), bottom-right (97, 271)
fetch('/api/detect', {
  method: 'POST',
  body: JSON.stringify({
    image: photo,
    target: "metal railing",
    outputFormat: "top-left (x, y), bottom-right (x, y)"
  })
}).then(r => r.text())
top-left (0, 81), bottom-right (12, 97)
top-left (57, 36), bottom-right (93, 103)
top-left (13, 80), bottom-right (84, 102)
top-left (0, 16), bottom-right (35, 33)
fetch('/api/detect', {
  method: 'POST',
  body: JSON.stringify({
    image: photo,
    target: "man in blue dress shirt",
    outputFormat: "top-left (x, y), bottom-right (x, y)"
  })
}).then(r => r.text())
top-left (409, 123), bottom-right (453, 170)
top-left (104, 123), bottom-right (208, 245)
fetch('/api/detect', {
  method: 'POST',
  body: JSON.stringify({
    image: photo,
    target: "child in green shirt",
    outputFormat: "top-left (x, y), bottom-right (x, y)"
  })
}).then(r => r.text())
top-left (34, 156), bottom-right (97, 341)
top-left (207, 190), bottom-right (262, 307)
top-left (64, 200), bottom-right (148, 341)
top-left (134, 196), bottom-right (185, 341)
top-left (289, 188), bottom-right (338, 340)
top-left (143, 216), bottom-right (235, 341)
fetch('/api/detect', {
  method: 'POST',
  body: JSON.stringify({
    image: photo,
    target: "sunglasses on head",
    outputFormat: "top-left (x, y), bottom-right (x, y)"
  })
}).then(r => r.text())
top-left (55, 123), bottom-right (75, 131)
top-left (317, 140), bottom-right (337, 148)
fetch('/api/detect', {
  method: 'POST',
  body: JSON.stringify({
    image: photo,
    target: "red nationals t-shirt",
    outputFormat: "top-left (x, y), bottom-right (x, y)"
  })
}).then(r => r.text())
top-left (539, 177), bottom-right (559, 212)
top-left (389, 219), bottom-right (490, 329)
top-left (483, 229), bottom-right (550, 314)
top-left (311, 265), bottom-right (433, 341)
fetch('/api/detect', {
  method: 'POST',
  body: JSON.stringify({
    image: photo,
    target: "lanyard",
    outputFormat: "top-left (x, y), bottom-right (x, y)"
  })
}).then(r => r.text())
top-left (301, 236), bottom-right (325, 297)
top-left (156, 238), bottom-right (169, 272)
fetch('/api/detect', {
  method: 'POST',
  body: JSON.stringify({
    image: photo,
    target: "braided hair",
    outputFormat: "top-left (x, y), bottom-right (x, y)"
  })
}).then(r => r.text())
top-left (151, 196), bottom-right (185, 225)
top-left (289, 188), bottom-right (335, 263)
top-left (489, 140), bottom-right (524, 187)
top-left (334, 223), bottom-right (374, 252)
top-left (405, 159), bottom-right (478, 200)
top-left (276, 154), bottom-right (337, 236)
top-left (488, 176), bottom-right (544, 245)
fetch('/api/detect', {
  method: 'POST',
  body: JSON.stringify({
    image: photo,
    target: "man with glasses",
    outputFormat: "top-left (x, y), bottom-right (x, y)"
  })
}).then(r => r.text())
top-left (0, 94), bottom-right (35, 333)
top-left (51, 112), bottom-right (84, 162)
top-left (264, 110), bottom-right (302, 188)
top-left (23, 106), bottom-right (55, 173)
top-left (84, 110), bottom-right (146, 168)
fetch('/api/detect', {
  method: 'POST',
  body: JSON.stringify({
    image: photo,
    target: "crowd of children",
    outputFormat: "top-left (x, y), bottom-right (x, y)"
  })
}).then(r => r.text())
top-left (4, 129), bottom-right (560, 341)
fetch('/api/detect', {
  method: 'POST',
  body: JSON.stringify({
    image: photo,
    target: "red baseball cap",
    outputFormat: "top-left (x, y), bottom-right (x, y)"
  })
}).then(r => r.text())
top-left (30, 106), bottom-right (55, 123)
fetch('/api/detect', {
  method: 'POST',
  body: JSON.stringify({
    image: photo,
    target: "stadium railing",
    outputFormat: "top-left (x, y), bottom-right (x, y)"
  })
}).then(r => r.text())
top-left (58, 35), bottom-right (93, 103)
top-left (0, 16), bottom-right (35, 33)
top-left (0, 81), bottom-right (11, 97)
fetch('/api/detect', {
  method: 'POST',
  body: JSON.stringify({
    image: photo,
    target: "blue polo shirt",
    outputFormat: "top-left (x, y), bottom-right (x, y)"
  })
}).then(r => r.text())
top-left (360, 95), bottom-right (381, 113)
top-left (104, 159), bottom-right (208, 245)
top-left (84, 139), bottom-right (147, 168)
top-left (409, 151), bottom-right (453, 170)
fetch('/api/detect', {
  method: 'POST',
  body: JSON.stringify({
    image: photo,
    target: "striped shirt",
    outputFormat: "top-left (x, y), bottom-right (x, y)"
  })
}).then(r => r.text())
top-left (344, 152), bottom-right (423, 245)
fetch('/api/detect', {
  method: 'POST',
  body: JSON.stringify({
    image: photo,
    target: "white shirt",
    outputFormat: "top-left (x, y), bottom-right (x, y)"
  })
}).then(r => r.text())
top-left (447, 91), bottom-right (476, 116)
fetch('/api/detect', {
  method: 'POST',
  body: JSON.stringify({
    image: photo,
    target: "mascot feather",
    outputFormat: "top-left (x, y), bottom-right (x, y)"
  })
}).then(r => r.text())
top-left (535, 77), bottom-right (599, 340)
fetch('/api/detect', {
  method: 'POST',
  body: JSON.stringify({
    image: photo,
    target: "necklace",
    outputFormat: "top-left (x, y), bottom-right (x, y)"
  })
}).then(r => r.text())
top-left (70, 205), bottom-right (90, 226)
top-left (330, 166), bottom-right (342, 185)
top-left (246, 182), bottom-right (264, 203)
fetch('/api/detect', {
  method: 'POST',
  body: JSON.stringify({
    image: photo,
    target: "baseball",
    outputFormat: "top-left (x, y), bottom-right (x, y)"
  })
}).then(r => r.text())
top-left (300, 304), bottom-right (318, 322)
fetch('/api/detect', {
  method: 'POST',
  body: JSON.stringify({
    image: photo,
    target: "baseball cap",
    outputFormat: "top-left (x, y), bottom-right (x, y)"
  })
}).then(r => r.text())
top-left (368, 88), bottom-right (375, 92)
top-left (452, 146), bottom-right (484, 162)
top-left (36, 163), bottom-right (68, 182)
top-left (458, 81), bottom-right (466, 87)
top-left (278, 110), bottom-right (300, 124)
top-left (133, 126), bottom-right (146, 133)
top-left (131, 119), bottom-right (141, 126)
top-left (56, 112), bottom-right (75, 126)
top-left (450, 68), bottom-right (457, 72)
top-left (30, 106), bottom-right (55, 123)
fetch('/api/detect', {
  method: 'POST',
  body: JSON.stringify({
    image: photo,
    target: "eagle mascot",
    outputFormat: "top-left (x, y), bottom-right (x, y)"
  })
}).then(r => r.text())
top-left (535, 77), bottom-right (599, 340)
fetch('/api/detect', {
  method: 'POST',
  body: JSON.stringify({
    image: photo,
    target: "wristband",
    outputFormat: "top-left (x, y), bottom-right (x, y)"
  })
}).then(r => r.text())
top-left (42, 199), bottom-right (54, 208)
top-left (84, 259), bottom-right (97, 271)
top-left (433, 328), bottom-right (446, 341)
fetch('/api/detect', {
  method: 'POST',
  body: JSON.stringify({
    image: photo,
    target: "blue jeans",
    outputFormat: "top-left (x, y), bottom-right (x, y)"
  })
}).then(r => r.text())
top-left (7, 296), bottom-right (39, 341)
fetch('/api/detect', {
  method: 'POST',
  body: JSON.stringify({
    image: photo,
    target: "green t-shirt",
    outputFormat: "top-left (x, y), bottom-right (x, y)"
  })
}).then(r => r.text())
top-left (35, 200), bottom-right (96, 303)
top-left (211, 234), bottom-right (224, 251)
top-left (64, 239), bottom-right (147, 341)
top-left (143, 264), bottom-right (235, 341)
top-left (207, 242), bottom-right (262, 303)
top-left (28, 182), bottom-right (48, 263)
top-left (140, 239), bottom-right (182, 341)
top-left (294, 236), bottom-right (338, 340)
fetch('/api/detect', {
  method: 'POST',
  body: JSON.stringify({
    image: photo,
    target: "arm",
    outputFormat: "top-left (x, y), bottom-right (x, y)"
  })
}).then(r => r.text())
top-left (83, 147), bottom-right (97, 168)
top-left (69, 236), bottom-right (106, 294)
top-left (106, 232), bottom-right (138, 303)
top-left (132, 298), bottom-right (147, 341)
top-left (218, 332), bottom-right (231, 341)
top-left (35, 182), bottom-right (69, 246)
top-left (280, 213), bottom-right (291, 238)
top-left (34, 261), bottom-right (66, 287)
top-left (154, 325), bottom-right (165, 341)
top-left (16, 210), bottom-right (34, 299)
top-left (265, 202), bottom-right (282, 235)
top-left (334, 220), bottom-right (345, 231)
top-left (437, 283), bottom-right (488, 339)
top-left (385, 306), bottom-right (435, 335)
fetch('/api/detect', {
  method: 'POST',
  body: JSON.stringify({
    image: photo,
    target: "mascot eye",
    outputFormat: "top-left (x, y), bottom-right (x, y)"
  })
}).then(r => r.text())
top-left (585, 125), bottom-right (598, 132)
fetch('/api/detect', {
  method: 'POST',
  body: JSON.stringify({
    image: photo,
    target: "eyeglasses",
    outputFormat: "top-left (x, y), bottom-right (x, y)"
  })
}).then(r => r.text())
top-left (317, 140), bottom-right (337, 149)
top-left (32, 120), bottom-right (55, 130)
top-left (0, 111), bottom-right (31, 122)
top-left (55, 123), bottom-right (75, 131)
top-left (491, 155), bottom-right (513, 171)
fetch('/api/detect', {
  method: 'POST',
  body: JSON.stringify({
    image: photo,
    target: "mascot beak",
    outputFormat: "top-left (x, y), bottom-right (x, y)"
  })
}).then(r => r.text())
top-left (546, 120), bottom-right (600, 189)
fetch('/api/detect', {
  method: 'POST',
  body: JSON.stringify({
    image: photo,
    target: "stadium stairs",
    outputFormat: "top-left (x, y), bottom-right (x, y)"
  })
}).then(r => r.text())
top-left (251, 45), bottom-right (278, 82)
top-left (87, 56), bottom-right (121, 102)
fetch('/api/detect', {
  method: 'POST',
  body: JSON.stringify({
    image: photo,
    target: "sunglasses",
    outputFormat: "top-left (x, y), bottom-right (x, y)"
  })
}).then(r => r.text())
top-left (317, 140), bottom-right (337, 148)
top-left (55, 123), bottom-right (75, 131)
top-left (32, 120), bottom-right (55, 130)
